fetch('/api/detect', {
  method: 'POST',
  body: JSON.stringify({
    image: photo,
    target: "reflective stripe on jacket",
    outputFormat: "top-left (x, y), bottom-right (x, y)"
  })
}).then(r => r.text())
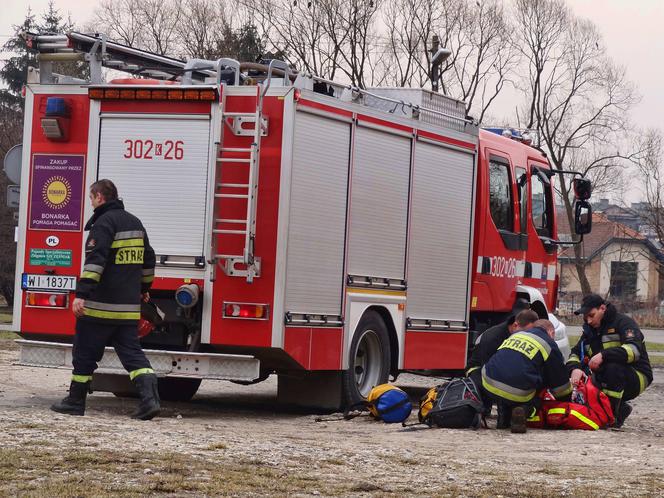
top-left (566, 303), bottom-right (653, 386)
top-left (76, 199), bottom-right (156, 324)
top-left (482, 326), bottom-right (572, 404)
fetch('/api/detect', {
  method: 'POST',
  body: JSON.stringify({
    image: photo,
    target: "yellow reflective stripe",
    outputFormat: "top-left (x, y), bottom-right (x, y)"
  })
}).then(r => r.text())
top-left (84, 308), bottom-right (141, 320)
top-left (482, 379), bottom-right (535, 403)
top-left (551, 382), bottom-right (573, 399)
top-left (569, 409), bottom-right (599, 430)
top-left (129, 368), bottom-right (154, 380)
top-left (547, 407), bottom-right (566, 415)
top-left (602, 333), bottom-right (621, 343)
top-left (141, 275), bottom-right (154, 283)
top-left (81, 271), bottom-right (101, 282)
top-left (527, 415), bottom-right (541, 422)
top-left (72, 374), bottom-right (92, 383)
top-left (602, 388), bottom-right (623, 399)
top-left (466, 366), bottom-right (481, 376)
top-left (603, 341), bottom-right (621, 348)
top-left (568, 354), bottom-right (580, 364)
top-left (635, 369), bottom-right (648, 394)
top-left (111, 238), bottom-right (144, 248)
top-left (621, 343), bottom-right (635, 363)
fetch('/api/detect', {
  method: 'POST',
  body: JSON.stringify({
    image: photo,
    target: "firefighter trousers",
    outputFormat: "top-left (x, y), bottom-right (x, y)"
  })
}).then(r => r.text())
top-left (480, 384), bottom-right (541, 427)
top-left (72, 319), bottom-right (153, 379)
top-left (594, 362), bottom-right (648, 406)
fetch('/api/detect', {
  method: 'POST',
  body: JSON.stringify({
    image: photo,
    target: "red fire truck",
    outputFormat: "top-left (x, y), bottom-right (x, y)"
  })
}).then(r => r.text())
top-left (12, 32), bottom-right (591, 408)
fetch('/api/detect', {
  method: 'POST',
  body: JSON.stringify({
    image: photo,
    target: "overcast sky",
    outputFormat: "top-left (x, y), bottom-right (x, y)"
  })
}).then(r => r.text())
top-left (3, 0), bottom-right (663, 201)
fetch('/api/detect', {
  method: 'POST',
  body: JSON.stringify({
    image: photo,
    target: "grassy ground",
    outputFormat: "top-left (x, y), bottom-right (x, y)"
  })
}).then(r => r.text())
top-left (0, 445), bottom-right (653, 498)
top-left (0, 446), bottom-right (335, 497)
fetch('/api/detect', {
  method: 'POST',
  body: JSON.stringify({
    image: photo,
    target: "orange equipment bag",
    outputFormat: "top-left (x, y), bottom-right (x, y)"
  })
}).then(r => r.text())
top-left (527, 377), bottom-right (614, 430)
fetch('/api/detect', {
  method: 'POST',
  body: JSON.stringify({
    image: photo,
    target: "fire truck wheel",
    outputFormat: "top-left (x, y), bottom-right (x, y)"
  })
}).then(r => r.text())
top-left (342, 310), bottom-right (391, 407)
top-left (157, 377), bottom-right (202, 402)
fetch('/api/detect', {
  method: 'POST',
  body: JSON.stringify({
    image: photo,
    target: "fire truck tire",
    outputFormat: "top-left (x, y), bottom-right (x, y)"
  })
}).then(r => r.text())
top-left (157, 377), bottom-right (202, 402)
top-left (342, 310), bottom-right (391, 407)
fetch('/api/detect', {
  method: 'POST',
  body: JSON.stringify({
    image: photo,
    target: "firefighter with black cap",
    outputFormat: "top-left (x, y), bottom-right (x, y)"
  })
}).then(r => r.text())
top-left (568, 293), bottom-right (653, 427)
top-left (51, 179), bottom-right (160, 420)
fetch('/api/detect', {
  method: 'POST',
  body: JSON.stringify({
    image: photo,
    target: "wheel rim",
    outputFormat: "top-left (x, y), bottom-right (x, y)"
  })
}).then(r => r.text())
top-left (353, 328), bottom-right (383, 397)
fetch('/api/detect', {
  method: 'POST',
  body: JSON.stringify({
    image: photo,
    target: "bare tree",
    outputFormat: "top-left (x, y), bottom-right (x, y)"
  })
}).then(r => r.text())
top-left (381, 0), bottom-right (439, 87)
top-left (245, 0), bottom-right (384, 86)
top-left (90, 0), bottom-right (145, 48)
top-left (320, 0), bottom-right (383, 87)
top-left (380, 0), bottom-right (517, 120)
top-left (136, 0), bottom-right (183, 55)
top-left (513, 0), bottom-right (568, 130)
top-left (439, 0), bottom-right (518, 121)
top-left (246, 0), bottom-right (342, 78)
top-left (633, 129), bottom-right (664, 248)
top-left (177, 0), bottom-right (223, 59)
top-left (91, 0), bottom-right (183, 56)
top-left (515, 0), bottom-right (639, 295)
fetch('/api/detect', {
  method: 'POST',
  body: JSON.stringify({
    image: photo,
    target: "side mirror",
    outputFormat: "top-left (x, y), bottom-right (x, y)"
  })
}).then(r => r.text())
top-left (574, 200), bottom-right (592, 235)
top-left (573, 178), bottom-right (592, 200)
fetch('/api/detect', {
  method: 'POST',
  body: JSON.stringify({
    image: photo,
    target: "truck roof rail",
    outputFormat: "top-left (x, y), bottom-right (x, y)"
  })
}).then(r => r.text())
top-left (23, 31), bottom-right (217, 84)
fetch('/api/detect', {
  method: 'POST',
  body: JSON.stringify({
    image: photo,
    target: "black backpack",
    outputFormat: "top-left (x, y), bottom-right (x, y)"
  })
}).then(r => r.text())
top-left (418, 378), bottom-right (484, 429)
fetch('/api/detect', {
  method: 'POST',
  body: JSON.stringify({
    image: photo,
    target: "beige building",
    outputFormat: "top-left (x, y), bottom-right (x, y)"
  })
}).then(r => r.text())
top-left (557, 212), bottom-right (664, 310)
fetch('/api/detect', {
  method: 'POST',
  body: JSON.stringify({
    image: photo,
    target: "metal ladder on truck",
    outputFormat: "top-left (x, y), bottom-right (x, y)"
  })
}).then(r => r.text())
top-left (210, 60), bottom-right (291, 283)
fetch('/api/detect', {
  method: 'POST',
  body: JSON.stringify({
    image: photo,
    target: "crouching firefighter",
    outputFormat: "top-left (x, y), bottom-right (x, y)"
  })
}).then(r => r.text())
top-left (568, 294), bottom-right (653, 428)
top-left (481, 319), bottom-right (572, 433)
top-left (51, 179), bottom-right (160, 420)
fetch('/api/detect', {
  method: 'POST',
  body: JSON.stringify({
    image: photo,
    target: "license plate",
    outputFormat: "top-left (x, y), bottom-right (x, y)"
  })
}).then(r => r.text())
top-left (22, 274), bottom-right (77, 291)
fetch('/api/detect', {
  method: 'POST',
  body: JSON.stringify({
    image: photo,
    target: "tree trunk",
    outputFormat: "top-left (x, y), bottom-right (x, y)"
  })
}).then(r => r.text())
top-left (573, 246), bottom-right (592, 295)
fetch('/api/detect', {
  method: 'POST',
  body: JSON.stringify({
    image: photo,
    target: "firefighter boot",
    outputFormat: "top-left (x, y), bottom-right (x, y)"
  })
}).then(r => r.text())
top-left (609, 397), bottom-right (623, 428)
top-left (510, 406), bottom-right (527, 434)
top-left (51, 380), bottom-right (90, 416)
top-left (131, 373), bottom-right (161, 420)
top-left (496, 403), bottom-right (511, 429)
top-left (615, 402), bottom-right (633, 428)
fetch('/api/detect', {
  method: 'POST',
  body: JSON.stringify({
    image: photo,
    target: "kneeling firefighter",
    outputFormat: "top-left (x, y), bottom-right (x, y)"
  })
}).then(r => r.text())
top-left (481, 319), bottom-right (572, 433)
top-left (568, 294), bottom-right (653, 427)
top-left (51, 179), bottom-right (160, 420)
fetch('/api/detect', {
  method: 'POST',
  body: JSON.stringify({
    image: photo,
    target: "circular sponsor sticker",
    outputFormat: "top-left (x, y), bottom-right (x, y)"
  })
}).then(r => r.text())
top-left (46, 235), bottom-right (60, 247)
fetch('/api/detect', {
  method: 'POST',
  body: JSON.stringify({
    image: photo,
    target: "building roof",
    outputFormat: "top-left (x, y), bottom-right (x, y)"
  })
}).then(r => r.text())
top-left (557, 210), bottom-right (656, 261)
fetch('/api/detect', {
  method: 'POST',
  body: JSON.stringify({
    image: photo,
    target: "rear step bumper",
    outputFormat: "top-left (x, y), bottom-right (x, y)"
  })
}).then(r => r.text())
top-left (15, 339), bottom-right (260, 382)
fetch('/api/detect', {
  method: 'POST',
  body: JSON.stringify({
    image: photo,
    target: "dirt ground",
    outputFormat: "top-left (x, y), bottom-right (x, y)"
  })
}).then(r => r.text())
top-left (0, 337), bottom-right (662, 498)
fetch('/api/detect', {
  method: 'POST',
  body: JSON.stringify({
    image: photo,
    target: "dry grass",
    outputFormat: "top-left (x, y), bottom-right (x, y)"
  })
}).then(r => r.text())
top-left (0, 443), bottom-right (657, 497)
top-left (204, 441), bottom-right (228, 451)
top-left (0, 447), bottom-right (340, 497)
top-left (0, 311), bottom-right (13, 324)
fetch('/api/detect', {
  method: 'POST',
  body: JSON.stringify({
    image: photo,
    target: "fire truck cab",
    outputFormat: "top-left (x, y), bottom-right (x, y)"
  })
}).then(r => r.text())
top-left (12, 32), bottom-right (591, 409)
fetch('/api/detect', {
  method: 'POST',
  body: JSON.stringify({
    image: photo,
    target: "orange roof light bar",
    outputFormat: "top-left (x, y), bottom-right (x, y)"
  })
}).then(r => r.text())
top-left (88, 87), bottom-right (217, 101)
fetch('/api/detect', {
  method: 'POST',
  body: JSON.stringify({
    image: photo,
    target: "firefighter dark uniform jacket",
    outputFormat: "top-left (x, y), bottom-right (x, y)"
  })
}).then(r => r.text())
top-left (566, 303), bottom-right (653, 390)
top-left (482, 326), bottom-right (572, 404)
top-left (75, 199), bottom-right (156, 324)
top-left (466, 320), bottom-right (511, 378)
